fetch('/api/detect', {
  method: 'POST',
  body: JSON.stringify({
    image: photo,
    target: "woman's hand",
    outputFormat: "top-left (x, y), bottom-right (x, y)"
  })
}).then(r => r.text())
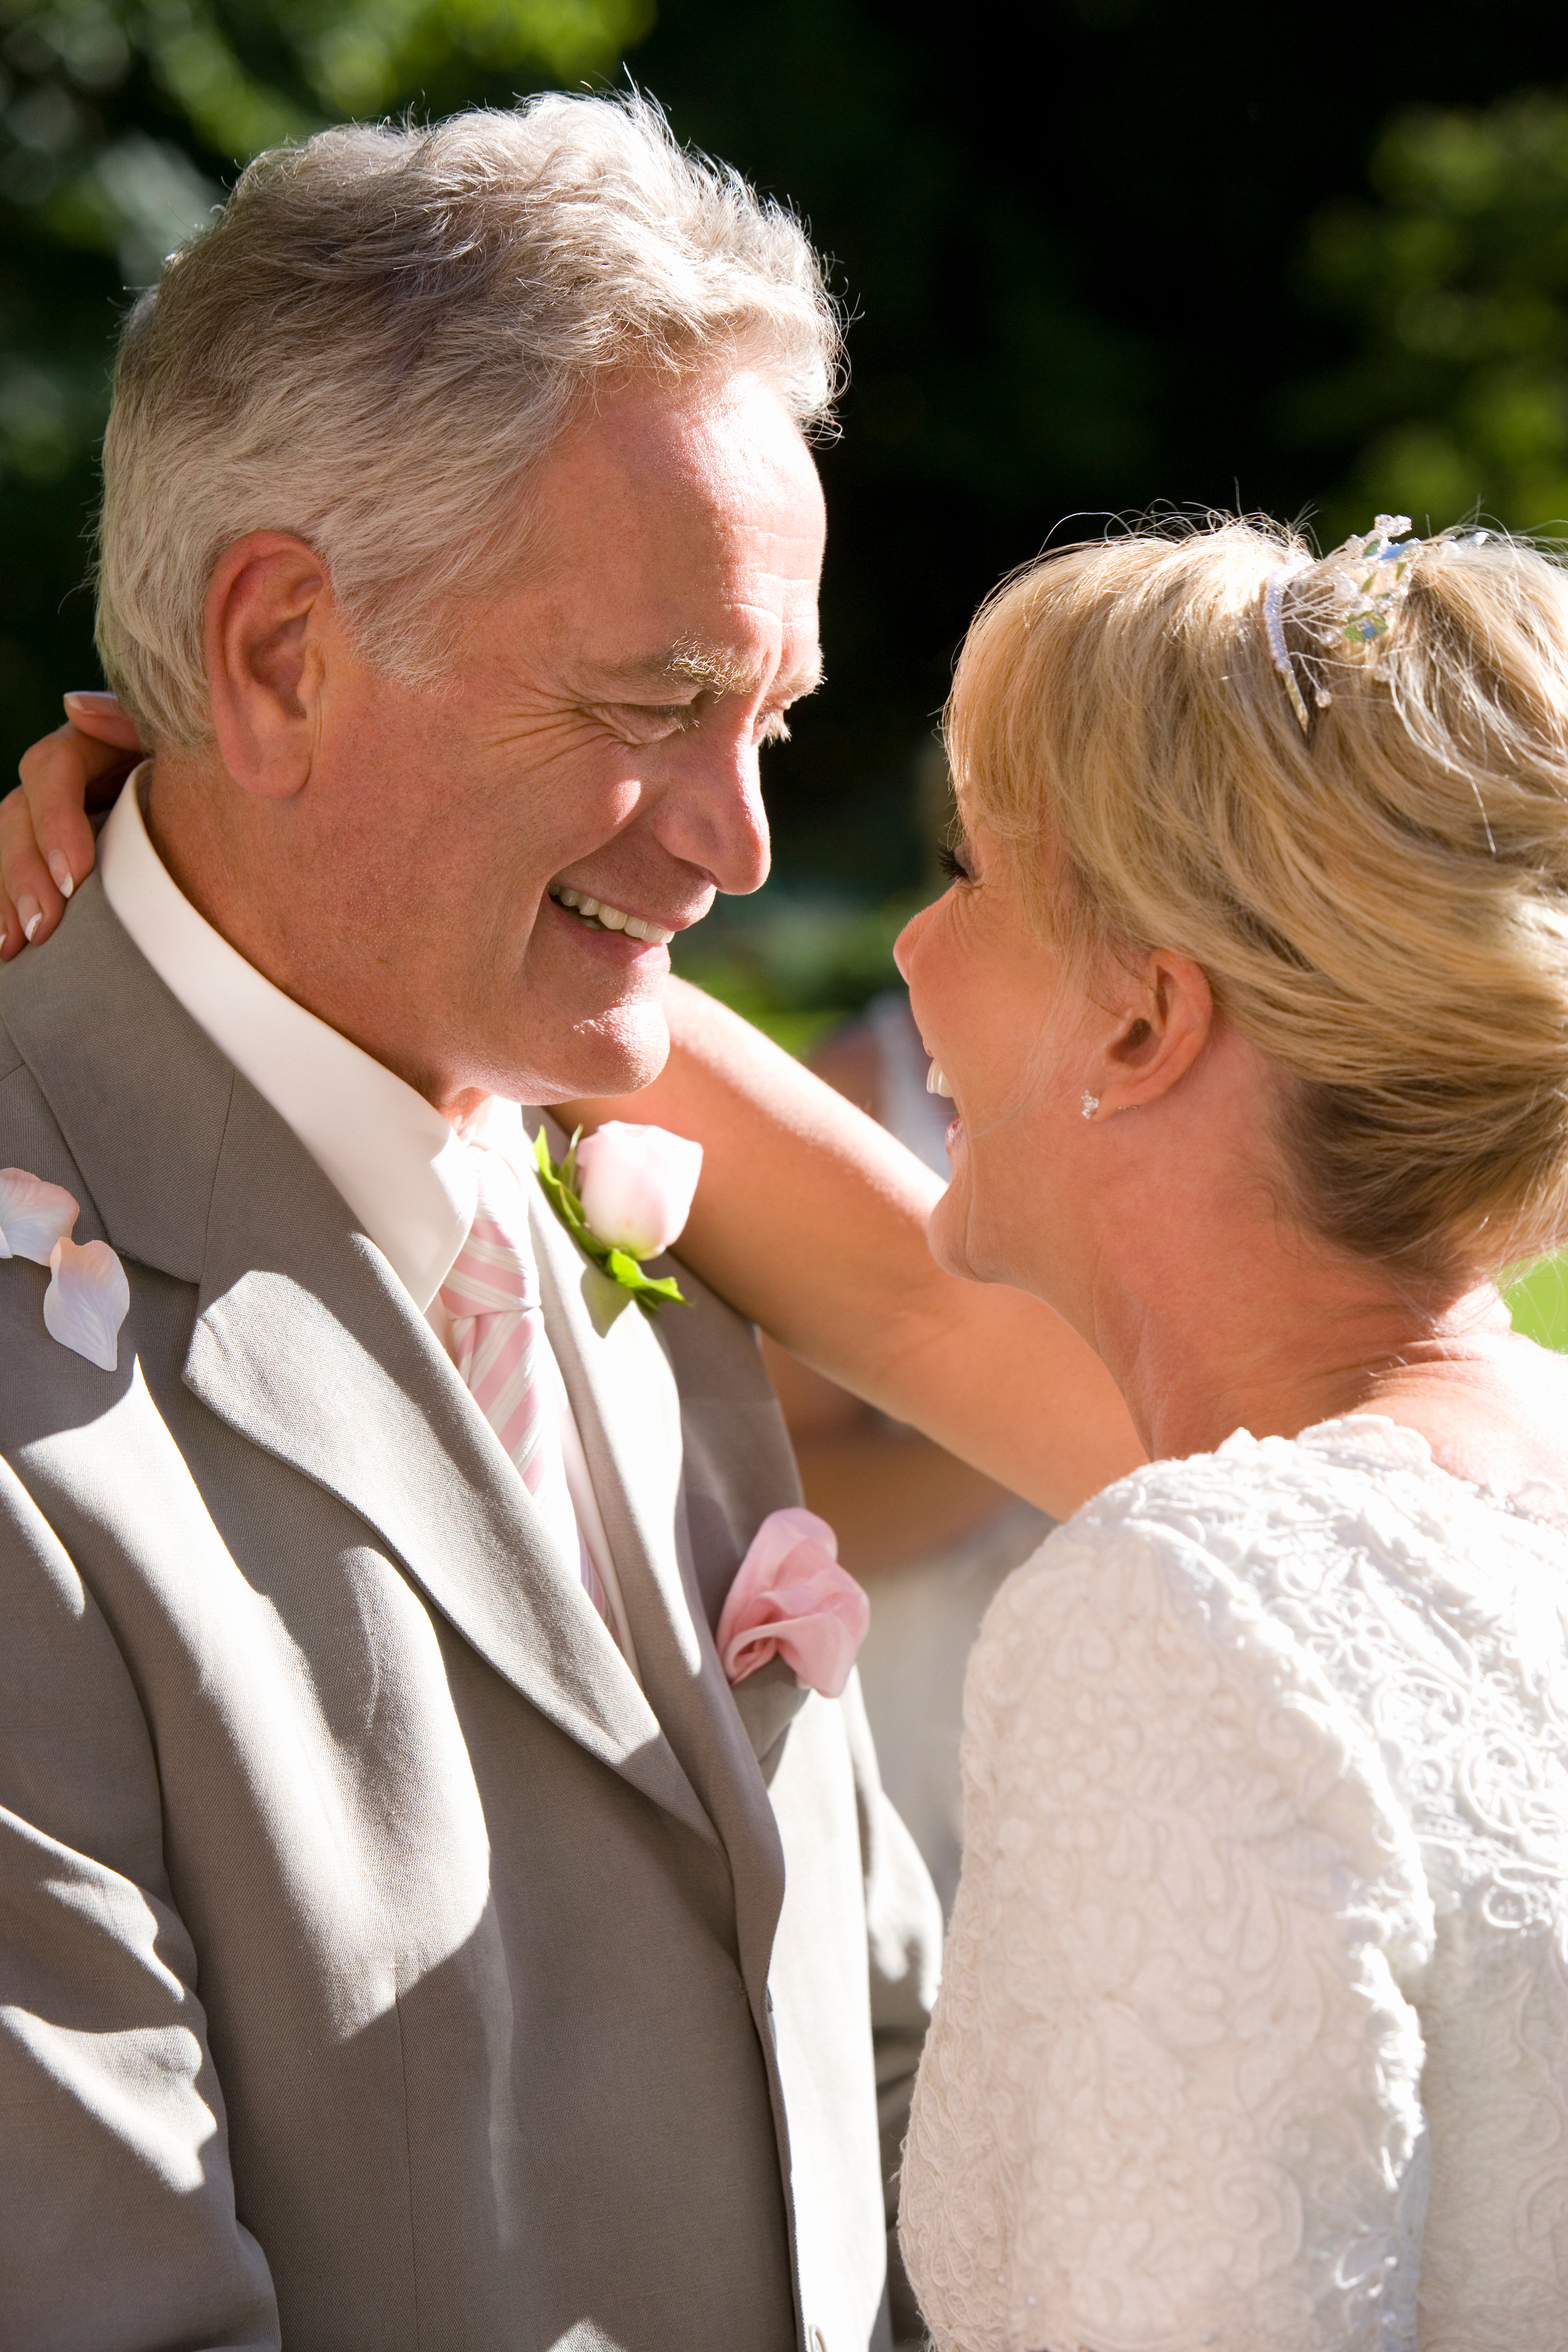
top-left (0, 693), bottom-right (145, 957)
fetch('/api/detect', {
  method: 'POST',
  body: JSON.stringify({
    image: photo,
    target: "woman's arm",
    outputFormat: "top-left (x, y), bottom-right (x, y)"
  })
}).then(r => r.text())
top-left (558, 977), bottom-right (1143, 1520)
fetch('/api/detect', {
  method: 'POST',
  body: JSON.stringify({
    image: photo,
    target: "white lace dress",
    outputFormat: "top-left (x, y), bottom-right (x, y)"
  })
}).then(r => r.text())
top-left (899, 1417), bottom-right (1568, 2352)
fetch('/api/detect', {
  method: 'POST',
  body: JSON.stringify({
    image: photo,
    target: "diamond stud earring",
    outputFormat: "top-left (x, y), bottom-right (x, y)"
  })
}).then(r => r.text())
top-left (1080, 1091), bottom-right (1099, 1120)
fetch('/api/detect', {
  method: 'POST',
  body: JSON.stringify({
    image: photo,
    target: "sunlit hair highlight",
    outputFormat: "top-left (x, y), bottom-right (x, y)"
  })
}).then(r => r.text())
top-left (96, 92), bottom-right (843, 746)
top-left (946, 517), bottom-right (1568, 1286)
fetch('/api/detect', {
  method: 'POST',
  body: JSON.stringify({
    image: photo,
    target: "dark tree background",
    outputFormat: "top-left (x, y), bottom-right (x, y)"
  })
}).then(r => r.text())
top-left (4, 0), bottom-right (1568, 928)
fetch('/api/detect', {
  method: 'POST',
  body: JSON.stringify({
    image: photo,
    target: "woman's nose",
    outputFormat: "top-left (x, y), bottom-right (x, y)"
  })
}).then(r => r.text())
top-left (894, 898), bottom-right (934, 981)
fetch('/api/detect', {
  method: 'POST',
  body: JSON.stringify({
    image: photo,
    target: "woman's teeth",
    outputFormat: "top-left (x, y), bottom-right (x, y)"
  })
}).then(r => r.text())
top-left (925, 1060), bottom-right (951, 1098)
top-left (551, 887), bottom-right (674, 945)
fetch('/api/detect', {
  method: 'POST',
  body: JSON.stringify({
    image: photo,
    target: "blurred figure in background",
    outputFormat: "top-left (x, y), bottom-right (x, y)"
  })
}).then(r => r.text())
top-left (764, 753), bottom-right (1052, 1914)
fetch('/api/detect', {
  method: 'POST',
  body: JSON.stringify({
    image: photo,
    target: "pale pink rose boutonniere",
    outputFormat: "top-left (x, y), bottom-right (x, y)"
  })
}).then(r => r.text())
top-left (717, 1507), bottom-right (870, 1699)
top-left (533, 1120), bottom-right (703, 1315)
top-left (0, 1167), bottom-right (131, 1372)
top-left (531, 1124), bottom-right (866, 1695)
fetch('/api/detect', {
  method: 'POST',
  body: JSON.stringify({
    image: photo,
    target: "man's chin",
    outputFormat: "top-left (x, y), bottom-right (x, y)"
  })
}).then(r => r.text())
top-left (534, 1002), bottom-right (671, 1104)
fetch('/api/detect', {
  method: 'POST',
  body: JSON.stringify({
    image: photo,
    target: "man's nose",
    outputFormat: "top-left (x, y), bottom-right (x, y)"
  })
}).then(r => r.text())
top-left (654, 731), bottom-right (771, 896)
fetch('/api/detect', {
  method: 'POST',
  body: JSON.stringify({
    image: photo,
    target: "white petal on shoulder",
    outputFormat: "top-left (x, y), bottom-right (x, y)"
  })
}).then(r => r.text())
top-left (43, 1238), bottom-right (131, 1373)
top-left (0, 1167), bottom-right (79, 1265)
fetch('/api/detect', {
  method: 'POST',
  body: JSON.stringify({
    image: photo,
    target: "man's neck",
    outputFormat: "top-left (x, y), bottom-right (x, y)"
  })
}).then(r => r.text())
top-left (144, 754), bottom-right (475, 1125)
top-left (145, 751), bottom-right (333, 1032)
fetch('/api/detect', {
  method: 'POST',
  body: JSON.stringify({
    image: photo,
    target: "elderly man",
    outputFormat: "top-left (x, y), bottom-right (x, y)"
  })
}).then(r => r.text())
top-left (0, 96), bottom-right (942, 2352)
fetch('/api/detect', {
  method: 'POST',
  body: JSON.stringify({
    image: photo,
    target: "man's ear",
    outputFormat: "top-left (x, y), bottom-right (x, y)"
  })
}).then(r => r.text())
top-left (1094, 948), bottom-right (1214, 1112)
top-left (204, 533), bottom-right (330, 800)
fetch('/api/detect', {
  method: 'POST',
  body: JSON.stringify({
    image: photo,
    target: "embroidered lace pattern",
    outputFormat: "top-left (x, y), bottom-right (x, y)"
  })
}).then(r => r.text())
top-left (900, 1417), bottom-right (1568, 2351)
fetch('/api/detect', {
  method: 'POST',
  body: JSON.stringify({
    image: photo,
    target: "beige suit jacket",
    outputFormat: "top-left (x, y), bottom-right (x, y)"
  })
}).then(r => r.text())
top-left (0, 882), bottom-right (939, 2352)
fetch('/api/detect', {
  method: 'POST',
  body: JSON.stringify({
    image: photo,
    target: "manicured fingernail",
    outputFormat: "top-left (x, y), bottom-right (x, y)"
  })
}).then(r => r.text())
top-left (47, 853), bottom-right (74, 898)
top-left (63, 690), bottom-right (117, 709)
top-left (19, 897), bottom-right (42, 942)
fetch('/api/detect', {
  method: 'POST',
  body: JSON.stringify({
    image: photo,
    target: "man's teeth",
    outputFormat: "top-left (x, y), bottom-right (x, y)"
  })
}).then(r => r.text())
top-left (926, 1059), bottom-right (951, 1098)
top-left (552, 887), bottom-right (674, 945)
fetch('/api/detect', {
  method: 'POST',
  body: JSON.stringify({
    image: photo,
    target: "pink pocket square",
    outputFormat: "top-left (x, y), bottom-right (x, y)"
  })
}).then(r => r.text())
top-left (717, 1507), bottom-right (870, 1699)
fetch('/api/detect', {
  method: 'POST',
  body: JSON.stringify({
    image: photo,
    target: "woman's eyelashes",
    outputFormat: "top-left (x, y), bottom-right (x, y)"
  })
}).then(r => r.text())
top-left (939, 839), bottom-right (974, 884)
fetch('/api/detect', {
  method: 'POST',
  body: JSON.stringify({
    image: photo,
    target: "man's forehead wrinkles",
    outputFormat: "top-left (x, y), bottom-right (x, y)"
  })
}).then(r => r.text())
top-left (587, 638), bottom-right (824, 700)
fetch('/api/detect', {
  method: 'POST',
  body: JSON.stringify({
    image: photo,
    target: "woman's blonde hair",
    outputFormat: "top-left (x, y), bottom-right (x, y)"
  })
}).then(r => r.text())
top-left (947, 517), bottom-right (1568, 1287)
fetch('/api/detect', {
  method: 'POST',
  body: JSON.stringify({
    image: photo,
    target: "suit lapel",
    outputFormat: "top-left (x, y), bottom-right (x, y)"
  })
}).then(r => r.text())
top-left (187, 1084), bottom-right (718, 1846)
top-left (528, 1173), bottom-right (789, 1990)
top-left (1, 888), bottom-right (714, 1848)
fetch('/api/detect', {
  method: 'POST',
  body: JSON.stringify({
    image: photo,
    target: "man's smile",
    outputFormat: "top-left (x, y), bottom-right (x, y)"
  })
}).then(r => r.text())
top-left (547, 880), bottom-right (712, 946)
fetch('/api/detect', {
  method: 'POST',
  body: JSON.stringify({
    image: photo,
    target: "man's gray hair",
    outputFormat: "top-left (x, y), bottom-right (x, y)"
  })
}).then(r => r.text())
top-left (96, 94), bottom-right (843, 745)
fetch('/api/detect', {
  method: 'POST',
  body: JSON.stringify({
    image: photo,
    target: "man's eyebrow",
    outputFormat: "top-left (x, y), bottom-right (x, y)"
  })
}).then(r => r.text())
top-left (593, 642), bottom-right (825, 700)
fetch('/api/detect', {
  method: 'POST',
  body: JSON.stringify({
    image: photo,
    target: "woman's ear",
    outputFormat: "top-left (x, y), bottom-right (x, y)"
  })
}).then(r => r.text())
top-left (204, 533), bottom-right (330, 800)
top-left (1094, 949), bottom-right (1213, 1112)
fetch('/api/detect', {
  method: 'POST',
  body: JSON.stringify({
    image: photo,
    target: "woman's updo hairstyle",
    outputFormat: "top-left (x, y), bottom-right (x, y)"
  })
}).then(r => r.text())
top-left (947, 517), bottom-right (1568, 1289)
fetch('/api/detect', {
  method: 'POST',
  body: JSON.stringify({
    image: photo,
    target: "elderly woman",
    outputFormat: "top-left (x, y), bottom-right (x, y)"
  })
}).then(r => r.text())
top-left (12, 514), bottom-right (1568, 2349)
top-left (886, 517), bottom-right (1568, 2352)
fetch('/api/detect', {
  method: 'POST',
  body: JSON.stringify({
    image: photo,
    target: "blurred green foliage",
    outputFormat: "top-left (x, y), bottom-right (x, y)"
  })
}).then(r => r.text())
top-left (1506, 1256), bottom-right (1568, 1352)
top-left (1291, 89), bottom-right (1568, 539)
top-left (671, 888), bottom-right (925, 1057)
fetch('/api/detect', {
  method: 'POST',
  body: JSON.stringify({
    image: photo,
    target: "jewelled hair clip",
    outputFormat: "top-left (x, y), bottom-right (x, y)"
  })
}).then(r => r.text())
top-left (1263, 557), bottom-right (1315, 731)
top-left (1263, 514), bottom-right (1421, 735)
top-left (1328, 514), bottom-right (1418, 647)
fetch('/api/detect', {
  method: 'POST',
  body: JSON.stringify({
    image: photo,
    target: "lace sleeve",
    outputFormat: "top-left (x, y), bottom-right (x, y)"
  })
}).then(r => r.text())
top-left (900, 1481), bottom-right (1437, 2352)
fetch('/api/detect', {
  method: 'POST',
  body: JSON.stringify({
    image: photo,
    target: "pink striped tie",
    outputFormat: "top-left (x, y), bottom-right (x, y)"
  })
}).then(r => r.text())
top-left (439, 1151), bottom-right (614, 1633)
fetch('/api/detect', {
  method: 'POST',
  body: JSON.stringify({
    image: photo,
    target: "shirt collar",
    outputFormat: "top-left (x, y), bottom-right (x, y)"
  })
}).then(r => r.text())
top-left (98, 767), bottom-right (476, 1310)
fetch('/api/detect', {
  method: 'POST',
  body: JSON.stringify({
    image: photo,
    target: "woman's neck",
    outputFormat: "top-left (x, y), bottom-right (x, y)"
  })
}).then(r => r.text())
top-left (1097, 1246), bottom-right (1568, 1498)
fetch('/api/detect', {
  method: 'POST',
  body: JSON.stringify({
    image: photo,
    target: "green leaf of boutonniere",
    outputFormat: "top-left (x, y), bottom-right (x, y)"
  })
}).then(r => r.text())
top-left (532, 1127), bottom-right (689, 1316)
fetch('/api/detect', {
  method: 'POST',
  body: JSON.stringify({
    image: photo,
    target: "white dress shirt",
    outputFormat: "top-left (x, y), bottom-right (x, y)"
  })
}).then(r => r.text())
top-left (98, 769), bottom-right (638, 1672)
